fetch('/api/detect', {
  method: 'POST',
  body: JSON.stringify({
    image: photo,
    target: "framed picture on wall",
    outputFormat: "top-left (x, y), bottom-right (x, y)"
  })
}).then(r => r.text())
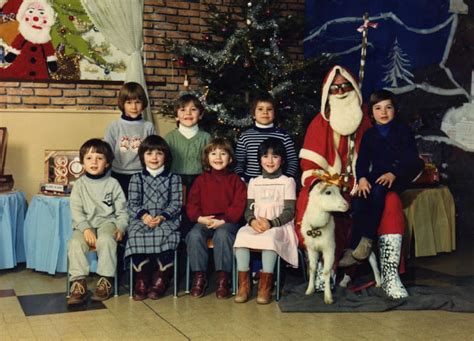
top-left (0, 0), bottom-right (127, 82)
top-left (0, 127), bottom-right (8, 175)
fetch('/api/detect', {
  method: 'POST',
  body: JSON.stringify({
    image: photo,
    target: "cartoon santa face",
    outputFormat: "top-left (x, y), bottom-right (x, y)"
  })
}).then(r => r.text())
top-left (17, 0), bottom-right (55, 44)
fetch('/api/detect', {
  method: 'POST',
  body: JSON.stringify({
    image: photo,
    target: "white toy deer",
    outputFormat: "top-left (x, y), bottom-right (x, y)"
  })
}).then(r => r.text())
top-left (301, 174), bottom-right (381, 304)
top-left (301, 180), bottom-right (349, 304)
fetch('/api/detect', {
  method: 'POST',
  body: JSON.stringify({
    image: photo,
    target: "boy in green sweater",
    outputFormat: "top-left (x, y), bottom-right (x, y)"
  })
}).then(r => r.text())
top-left (164, 94), bottom-right (211, 190)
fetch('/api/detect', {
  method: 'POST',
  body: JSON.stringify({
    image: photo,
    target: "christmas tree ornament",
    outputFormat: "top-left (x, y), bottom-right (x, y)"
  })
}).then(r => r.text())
top-left (178, 57), bottom-right (186, 66)
top-left (243, 59), bottom-right (251, 68)
top-left (202, 33), bottom-right (212, 41)
top-left (68, 15), bottom-right (75, 21)
top-left (247, 2), bottom-right (252, 7)
top-left (265, 8), bottom-right (272, 16)
top-left (183, 74), bottom-right (189, 88)
top-left (246, 19), bottom-right (251, 25)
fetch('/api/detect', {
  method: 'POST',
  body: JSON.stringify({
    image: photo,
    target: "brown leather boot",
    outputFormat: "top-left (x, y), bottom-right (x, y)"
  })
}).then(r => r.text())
top-left (234, 271), bottom-right (250, 303)
top-left (190, 271), bottom-right (208, 298)
top-left (148, 267), bottom-right (172, 300)
top-left (215, 271), bottom-right (231, 299)
top-left (67, 278), bottom-right (87, 305)
top-left (133, 263), bottom-right (150, 301)
top-left (256, 272), bottom-right (273, 305)
top-left (91, 277), bottom-right (113, 302)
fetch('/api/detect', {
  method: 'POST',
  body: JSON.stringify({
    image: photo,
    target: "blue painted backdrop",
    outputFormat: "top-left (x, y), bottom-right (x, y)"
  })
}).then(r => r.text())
top-left (304, 0), bottom-right (467, 101)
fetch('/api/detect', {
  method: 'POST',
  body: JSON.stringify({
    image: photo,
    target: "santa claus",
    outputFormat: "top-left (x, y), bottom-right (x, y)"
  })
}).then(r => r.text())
top-left (0, 0), bottom-right (57, 80)
top-left (297, 65), bottom-right (408, 300)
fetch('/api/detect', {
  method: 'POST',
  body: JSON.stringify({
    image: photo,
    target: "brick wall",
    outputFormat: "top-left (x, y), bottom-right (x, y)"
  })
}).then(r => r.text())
top-left (0, 0), bottom-right (304, 114)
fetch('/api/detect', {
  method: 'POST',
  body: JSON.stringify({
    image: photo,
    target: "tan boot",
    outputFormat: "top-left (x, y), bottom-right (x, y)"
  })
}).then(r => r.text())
top-left (256, 272), bottom-right (273, 305)
top-left (352, 237), bottom-right (373, 261)
top-left (234, 271), bottom-right (250, 303)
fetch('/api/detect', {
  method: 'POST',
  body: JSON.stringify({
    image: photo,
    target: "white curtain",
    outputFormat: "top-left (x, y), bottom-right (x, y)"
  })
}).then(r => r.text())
top-left (81, 0), bottom-right (153, 123)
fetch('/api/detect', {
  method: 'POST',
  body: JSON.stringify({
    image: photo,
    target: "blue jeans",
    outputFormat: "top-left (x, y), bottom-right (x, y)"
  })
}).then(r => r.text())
top-left (185, 222), bottom-right (239, 273)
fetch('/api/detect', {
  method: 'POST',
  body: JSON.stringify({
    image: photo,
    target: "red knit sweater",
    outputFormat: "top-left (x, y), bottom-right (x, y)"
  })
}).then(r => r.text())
top-left (186, 168), bottom-right (247, 224)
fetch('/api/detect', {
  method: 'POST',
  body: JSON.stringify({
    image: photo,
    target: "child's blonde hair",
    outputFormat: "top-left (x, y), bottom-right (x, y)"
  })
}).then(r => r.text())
top-left (118, 82), bottom-right (149, 112)
top-left (201, 138), bottom-right (234, 172)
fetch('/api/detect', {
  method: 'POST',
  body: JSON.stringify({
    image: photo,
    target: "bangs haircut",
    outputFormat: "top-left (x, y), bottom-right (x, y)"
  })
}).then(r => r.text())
top-left (138, 135), bottom-right (173, 172)
top-left (258, 137), bottom-right (287, 173)
top-left (369, 89), bottom-right (398, 119)
top-left (118, 82), bottom-right (149, 112)
top-left (250, 93), bottom-right (276, 117)
top-left (173, 94), bottom-right (204, 116)
top-left (79, 138), bottom-right (114, 166)
top-left (202, 137), bottom-right (235, 172)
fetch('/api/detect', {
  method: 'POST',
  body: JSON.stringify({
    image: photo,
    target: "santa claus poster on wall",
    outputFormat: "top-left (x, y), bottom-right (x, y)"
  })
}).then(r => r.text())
top-left (0, 0), bottom-right (128, 81)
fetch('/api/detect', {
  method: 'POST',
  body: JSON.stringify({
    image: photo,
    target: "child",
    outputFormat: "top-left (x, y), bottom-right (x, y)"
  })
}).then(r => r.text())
top-left (124, 135), bottom-right (182, 300)
top-left (234, 94), bottom-right (298, 182)
top-left (104, 82), bottom-right (156, 197)
top-left (185, 138), bottom-right (247, 299)
top-left (233, 138), bottom-right (299, 304)
top-left (67, 138), bottom-right (128, 305)
top-left (164, 94), bottom-right (211, 191)
top-left (340, 89), bottom-right (423, 267)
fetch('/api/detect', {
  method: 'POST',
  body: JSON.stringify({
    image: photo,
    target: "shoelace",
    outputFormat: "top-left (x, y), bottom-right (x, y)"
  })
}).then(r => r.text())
top-left (97, 277), bottom-right (112, 292)
top-left (71, 281), bottom-right (85, 295)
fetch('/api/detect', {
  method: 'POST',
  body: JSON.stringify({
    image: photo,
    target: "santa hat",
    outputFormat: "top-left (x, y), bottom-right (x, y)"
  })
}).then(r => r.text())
top-left (320, 65), bottom-right (362, 121)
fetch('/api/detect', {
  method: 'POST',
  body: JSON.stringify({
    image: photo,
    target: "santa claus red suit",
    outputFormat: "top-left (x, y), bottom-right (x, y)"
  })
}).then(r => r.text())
top-left (0, 0), bottom-right (57, 80)
top-left (297, 65), bottom-right (408, 299)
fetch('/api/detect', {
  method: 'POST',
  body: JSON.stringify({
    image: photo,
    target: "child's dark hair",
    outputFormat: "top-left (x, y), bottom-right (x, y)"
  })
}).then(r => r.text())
top-left (173, 94), bottom-right (205, 116)
top-left (138, 135), bottom-right (173, 172)
top-left (118, 82), bottom-right (149, 112)
top-left (202, 137), bottom-right (235, 172)
top-left (369, 89), bottom-right (398, 120)
top-left (258, 138), bottom-right (287, 174)
top-left (250, 93), bottom-right (276, 117)
top-left (79, 138), bottom-right (114, 169)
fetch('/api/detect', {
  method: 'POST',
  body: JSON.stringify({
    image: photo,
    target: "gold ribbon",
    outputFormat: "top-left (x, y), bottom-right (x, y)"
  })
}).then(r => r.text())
top-left (312, 170), bottom-right (348, 189)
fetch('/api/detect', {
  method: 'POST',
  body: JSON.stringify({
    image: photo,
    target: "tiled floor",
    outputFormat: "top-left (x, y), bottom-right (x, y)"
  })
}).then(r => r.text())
top-left (1, 241), bottom-right (474, 340)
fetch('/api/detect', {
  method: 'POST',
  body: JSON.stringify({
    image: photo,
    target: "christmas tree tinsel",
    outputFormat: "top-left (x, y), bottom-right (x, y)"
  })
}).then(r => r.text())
top-left (161, 0), bottom-right (335, 147)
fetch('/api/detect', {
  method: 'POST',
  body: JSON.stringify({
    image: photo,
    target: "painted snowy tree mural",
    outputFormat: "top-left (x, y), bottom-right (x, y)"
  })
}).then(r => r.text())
top-left (383, 38), bottom-right (414, 87)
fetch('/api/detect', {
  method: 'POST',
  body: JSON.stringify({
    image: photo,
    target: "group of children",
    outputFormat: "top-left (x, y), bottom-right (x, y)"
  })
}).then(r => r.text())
top-left (67, 82), bottom-right (299, 306)
top-left (67, 81), bottom-right (421, 306)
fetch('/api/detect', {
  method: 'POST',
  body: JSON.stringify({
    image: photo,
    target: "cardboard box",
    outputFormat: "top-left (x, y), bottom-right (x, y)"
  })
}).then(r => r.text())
top-left (44, 150), bottom-right (84, 186)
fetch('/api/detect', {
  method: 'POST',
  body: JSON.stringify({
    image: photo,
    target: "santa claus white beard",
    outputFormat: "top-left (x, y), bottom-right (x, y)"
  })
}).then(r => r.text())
top-left (19, 20), bottom-right (52, 44)
top-left (328, 90), bottom-right (363, 136)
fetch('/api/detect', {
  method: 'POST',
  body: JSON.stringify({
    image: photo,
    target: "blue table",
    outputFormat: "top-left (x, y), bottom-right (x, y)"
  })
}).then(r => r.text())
top-left (0, 191), bottom-right (26, 269)
top-left (24, 194), bottom-right (98, 275)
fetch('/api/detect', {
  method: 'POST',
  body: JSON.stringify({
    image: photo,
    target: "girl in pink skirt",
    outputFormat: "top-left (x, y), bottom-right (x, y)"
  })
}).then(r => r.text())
top-left (233, 138), bottom-right (299, 304)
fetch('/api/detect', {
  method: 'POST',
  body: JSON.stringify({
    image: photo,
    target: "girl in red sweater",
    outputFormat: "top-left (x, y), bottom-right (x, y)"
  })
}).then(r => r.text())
top-left (186, 138), bottom-right (247, 299)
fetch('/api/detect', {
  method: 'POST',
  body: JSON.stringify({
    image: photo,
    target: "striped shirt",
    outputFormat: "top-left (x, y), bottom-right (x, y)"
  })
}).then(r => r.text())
top-left (234, 125), bottom-right (298, 181)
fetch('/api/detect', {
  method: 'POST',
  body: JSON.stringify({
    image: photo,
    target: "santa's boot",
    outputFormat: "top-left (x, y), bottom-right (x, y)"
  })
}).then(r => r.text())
top-left (379, 234), bottom-right (408, 300)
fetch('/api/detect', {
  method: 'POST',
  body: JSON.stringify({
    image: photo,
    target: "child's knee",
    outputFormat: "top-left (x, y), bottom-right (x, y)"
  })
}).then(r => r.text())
top-left (96, 235), bottom-right (117, 251)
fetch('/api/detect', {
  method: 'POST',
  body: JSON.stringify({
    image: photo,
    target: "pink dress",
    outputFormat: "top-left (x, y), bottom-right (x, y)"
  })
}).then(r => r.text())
top-left (234, 175), bottom-right (299, 267)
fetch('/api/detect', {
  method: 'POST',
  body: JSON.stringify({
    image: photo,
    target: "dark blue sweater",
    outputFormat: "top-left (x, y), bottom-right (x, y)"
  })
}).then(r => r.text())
top-left (356, 120), bottom-right (423, 186)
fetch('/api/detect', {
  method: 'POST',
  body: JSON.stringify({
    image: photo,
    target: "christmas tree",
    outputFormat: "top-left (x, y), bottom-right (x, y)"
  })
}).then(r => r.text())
top-left (161, 0), bottom-right (333, 146)
top-left (49, 0), bottom-right (126, 80)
